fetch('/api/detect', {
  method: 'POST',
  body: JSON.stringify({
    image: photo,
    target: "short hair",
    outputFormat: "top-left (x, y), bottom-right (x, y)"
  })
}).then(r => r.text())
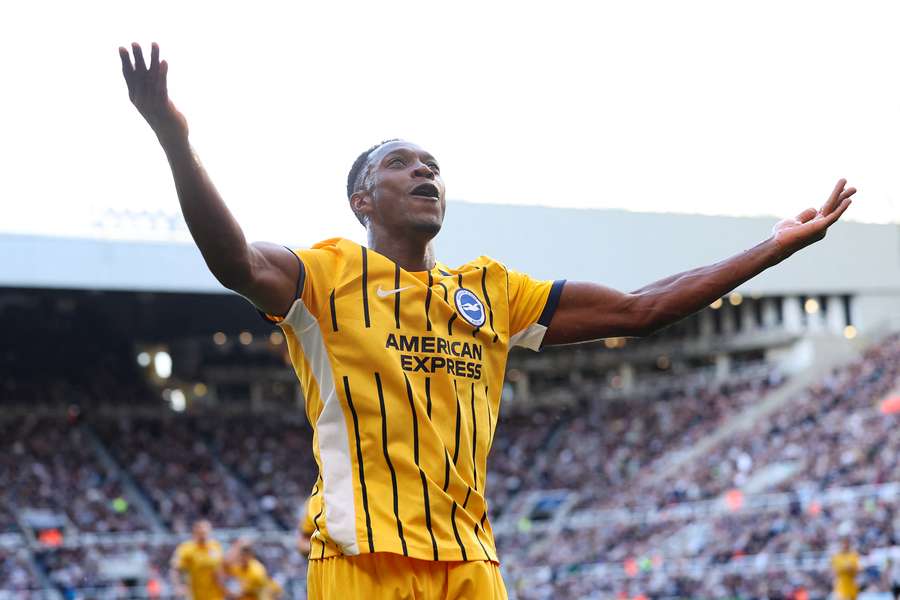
top-left (346, 139), bottom-right (400, 200)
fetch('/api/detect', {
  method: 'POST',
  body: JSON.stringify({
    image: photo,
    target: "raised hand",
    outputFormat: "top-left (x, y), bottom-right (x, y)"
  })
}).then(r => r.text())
top-left (771, 178), bottom-right (856, 257)
top-left (119, 42), bottom-right (188, 143)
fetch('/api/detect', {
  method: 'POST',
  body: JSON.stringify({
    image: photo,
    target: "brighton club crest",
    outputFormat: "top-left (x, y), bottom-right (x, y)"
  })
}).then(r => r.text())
top-left (454, 288), bottom-right (486, 327)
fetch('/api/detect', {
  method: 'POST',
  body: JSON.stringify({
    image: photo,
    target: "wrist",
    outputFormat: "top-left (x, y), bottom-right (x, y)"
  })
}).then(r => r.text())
top-left (156, 127), bottom-right (190, 151)
top-left (760, 235), bottom-right (791, 266)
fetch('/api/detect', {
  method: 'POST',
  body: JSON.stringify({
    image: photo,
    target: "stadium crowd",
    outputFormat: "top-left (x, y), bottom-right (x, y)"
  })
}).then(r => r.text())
top-left (0, 416), bottom-right (153, 535)
top-left (2, 321), bottom-right (900, 598)
top-left (94, 417), bottom-right (272, 533)
top-left (197, 414), bottom-right (317, 530)
top-left (496, 333), bottom-right (900, 598)
top-left (0, 548), bottom-right (41, 600)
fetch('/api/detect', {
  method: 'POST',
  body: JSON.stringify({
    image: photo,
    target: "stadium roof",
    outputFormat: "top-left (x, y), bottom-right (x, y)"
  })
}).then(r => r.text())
top-left (2, 202), bottom-right (898, 295)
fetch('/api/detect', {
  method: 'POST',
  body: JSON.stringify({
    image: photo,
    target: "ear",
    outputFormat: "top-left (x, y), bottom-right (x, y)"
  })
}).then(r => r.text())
top-left (350, 190), bottom-right (373, 226)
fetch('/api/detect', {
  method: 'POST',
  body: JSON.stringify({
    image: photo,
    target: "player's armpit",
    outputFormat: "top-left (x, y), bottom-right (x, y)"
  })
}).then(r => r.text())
top-left (541, 280), bottom-right (654, 345)
top-left (237, 242), bottom-right (303, 317)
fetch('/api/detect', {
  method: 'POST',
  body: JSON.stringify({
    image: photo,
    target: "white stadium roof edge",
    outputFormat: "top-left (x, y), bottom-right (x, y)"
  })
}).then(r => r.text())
top-left (2, 202), bottom-right (898, 296)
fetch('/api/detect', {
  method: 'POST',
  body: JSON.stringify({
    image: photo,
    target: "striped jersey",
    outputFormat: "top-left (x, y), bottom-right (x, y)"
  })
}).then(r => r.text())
top-left (268, 237), bottom-right (563, 563)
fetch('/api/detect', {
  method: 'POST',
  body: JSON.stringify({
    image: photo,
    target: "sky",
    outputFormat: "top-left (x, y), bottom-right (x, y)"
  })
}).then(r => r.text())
top-left (2, 1), bottom-right (899, 246)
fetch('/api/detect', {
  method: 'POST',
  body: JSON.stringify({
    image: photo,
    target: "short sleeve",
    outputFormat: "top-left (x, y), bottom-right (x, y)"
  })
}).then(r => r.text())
top-left (507, 269), bottom-right (565, 351)
top-left (263, 238), bottom-right (343, 323)
top-left (172, 543), bottom-right (189, 570)
top-left (246, 563), bottom-right (268, 593)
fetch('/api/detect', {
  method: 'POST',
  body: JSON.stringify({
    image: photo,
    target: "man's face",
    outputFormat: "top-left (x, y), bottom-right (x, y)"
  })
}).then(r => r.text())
top-left (354, 141), bottom-right (446, 238)
top-left (193, 521), bottom-right (211, 543)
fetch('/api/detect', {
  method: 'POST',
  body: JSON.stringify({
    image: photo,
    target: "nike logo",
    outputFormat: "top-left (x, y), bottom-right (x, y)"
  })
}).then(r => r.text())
top-left (376, 285), bottom-right (412, 298)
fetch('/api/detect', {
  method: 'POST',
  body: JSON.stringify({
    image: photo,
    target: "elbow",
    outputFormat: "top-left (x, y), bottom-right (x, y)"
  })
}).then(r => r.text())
top-left (626, 294), bottom-right (663, 338)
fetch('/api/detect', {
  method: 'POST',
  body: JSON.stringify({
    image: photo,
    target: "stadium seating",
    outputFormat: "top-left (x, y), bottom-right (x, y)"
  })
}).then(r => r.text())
top-left (1, 332), bottom-right (899, 598)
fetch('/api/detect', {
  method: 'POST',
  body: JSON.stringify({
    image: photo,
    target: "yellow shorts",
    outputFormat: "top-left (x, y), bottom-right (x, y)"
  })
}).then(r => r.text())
top-left (307, 554), bottom-right (507, 600)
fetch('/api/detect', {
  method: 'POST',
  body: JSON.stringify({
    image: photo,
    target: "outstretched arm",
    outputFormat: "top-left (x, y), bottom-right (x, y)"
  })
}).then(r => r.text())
top-left (119, 43), bottom-right (299, 316)
top-left (543, 179), bottom-right (856, 345)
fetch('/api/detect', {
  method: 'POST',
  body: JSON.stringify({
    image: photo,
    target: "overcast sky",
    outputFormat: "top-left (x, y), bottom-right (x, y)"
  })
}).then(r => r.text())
top-left (2, 1), bottom-right (899, 246)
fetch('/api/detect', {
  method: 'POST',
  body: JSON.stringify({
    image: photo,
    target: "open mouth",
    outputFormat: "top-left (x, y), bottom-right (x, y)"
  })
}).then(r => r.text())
top-left (410, 182), bottom-right (440, 199)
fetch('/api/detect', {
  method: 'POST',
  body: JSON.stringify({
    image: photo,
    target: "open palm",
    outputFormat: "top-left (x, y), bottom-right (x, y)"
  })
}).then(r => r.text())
top-left (772, 179), bottom-right (856, 256)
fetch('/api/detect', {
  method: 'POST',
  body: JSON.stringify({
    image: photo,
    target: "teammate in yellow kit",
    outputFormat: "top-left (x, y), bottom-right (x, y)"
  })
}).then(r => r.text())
top-left (223, 539), bottom-right (282, 600)
top-left (831, 537), bottom-right (861, 600)
top-left (170, 520), bottom-right (224, 600)
top-left (121, 42), bottom-right (856, 599)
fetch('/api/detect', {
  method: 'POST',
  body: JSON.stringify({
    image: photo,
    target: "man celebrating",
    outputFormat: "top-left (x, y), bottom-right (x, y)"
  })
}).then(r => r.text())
top-left (170, 520), bottom-right (224, 600)
top-left (121, 43), bottom-right (855, 599)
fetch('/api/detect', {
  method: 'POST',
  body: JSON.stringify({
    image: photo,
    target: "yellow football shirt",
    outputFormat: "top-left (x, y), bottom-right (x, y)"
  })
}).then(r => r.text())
top-left (172, 540), bottom-right (224, 600)
top-left (268, 238), bottom-right (563, 563)
top-left (226, 558), bottom-right (271, 600)
top-left (300, 497), bottom-right (316, 537)
top-left (831, 551), bottom-right (860, 599)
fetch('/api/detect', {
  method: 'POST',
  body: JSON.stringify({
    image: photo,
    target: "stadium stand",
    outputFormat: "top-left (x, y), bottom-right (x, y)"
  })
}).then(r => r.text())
top-left (0, 417), bottom-right (154, 534)
top-left (2, 285), bottom-right (900, 599)
top-left (93, 416), bottom-right (272, 533)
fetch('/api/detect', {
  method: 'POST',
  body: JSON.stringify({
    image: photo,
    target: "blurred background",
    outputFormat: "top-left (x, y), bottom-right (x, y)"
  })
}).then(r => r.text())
top-left (3, 1), bottom-right (900, 599)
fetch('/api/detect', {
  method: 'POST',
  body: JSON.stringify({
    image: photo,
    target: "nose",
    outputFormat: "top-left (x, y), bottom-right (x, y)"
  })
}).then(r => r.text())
top-left (413, 161), bottom-right (435, 180)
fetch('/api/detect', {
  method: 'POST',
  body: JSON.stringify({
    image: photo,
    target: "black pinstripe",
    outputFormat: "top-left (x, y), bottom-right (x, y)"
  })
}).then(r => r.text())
top-left (404, 375), bottom-right (439, 560)
top-left (470, 382), bottom-right (478, 491)
top-left (452, 380), bottom-right (462, 464)
top-left (474, 524), bottom-right (491, 561)
top-left (374, 372), bottom-right (407, 556)
top-left (447, 313), bottom-right (457, 335)
top-left (329, 289), bottom-right (338, 332)
top-left (309, 482), bottom-right (322, 556)
top-left (361, 247), bottom-right (370, 328)
top-left (480, 266), bottom-right (498, 343)
top-left (450, 502), bottom-right (467, 561)
top-left (393, 264), bottom-right (401, 329)
top-left (425, 273), bottom-right (433, 331)
top-left (485, 385), bottom-right (493, 445)
top-left (442, 450), bottom-right (451, 492)
top-left (312, 492), bottom-right (325, 559)
top-left (425, 377), bottom-right (433, 419)
top-left (343, 376), bottom-right (374, 552)
top-left (436, 282), bottom-right (449, 302)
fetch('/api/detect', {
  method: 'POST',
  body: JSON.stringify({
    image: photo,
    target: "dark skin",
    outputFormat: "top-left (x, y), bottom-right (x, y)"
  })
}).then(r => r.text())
top-left (120, 43), bottom-right (856, 341)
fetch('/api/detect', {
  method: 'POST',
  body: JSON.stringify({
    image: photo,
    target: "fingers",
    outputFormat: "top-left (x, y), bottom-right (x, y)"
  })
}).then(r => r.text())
top-left (118, 46), bottom-right (134, 79)
top-left (825, 197), bottom-right (852, 225)
top-left (795, 207), bottom-right (817, 223)
top-left (132, 42), bottom-right (147, 72)
top-left (821, 178), bottom-right (848, 215)
top-left (158, 60), bottom-right (169, 98)
top-left (120, 42), bottom-right (167, 101)
top-left (840, 186), bottom-right (857, 201)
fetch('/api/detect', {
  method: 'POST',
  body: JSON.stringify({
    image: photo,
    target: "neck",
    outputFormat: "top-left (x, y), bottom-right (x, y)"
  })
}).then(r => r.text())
top-left (367, 227), bottom-right (436, 272)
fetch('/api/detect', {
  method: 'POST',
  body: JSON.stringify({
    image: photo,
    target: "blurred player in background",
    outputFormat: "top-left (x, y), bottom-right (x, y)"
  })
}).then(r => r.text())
top-left (170, 520), bottom-right (224, 600)
top-left (831, 537), bottom-right (860, 600)
top-left (120, 42), bottom-right (856, 600)
top-left (223, 539), bottom-right (282, 600)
